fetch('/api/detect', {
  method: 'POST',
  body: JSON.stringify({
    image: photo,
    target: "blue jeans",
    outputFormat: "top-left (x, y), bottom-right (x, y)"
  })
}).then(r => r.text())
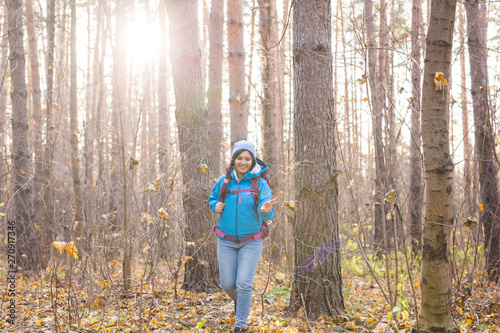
top-left (217, 237), bottom-right (263, 328)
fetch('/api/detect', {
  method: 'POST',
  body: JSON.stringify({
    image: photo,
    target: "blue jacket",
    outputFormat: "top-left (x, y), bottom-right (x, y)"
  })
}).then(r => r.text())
top-left (208, 158), bottom-right (274, 239)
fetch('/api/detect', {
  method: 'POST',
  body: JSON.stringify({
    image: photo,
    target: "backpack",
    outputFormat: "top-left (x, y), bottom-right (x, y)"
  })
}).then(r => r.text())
top-left (215, 170), bottom-right (270, 242)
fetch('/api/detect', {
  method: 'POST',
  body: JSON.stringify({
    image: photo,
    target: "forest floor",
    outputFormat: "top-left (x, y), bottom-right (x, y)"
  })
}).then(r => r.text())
top-left (0, 253), bottom-right (499, 333)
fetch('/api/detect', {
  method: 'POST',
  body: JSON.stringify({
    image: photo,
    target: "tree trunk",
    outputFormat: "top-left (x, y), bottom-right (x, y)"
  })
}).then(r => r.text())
top-left (25, 0), bottom-right (44, 225)
top-left (459, 3), bottom-right (473, 218)
top-left (41, 0), bottom-right (56, 270)
top-left (418, 0), bottom-right (459, 331)
top-left (112, 0), bottom-right (131, 290)
top-left (6, 0), bottom-right (39, 270)
top-left (166, 0), bottom-right (218, 292)
top-left (69, 0), bottom-right (85, 252)
top-left (365, 0), bottom-right (389, 252)
top-left (158, 0), bottom-right (169, 177)
top-left (258, 0), bottom-right (283, 264)
top-left (258, 0), bottom-right (278, 173)
top-left (227, 0), bottom-right (248, 145)
top-left (466, 0), bottom-right (500, 282)
top-left (409, 0), bottom-right (423, 253)
top-left (0, 9), bottom-right (8, 208)
top-left (207, 0), bottom-right (224, 175)
top-left (289, 0), bottom-right (344, 319)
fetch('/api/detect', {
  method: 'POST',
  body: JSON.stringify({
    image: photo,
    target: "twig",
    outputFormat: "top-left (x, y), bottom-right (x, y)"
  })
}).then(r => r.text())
top-left (300, 293), bottom-right (315, 333)
top-left (260, 260), bottom-right (273, 318)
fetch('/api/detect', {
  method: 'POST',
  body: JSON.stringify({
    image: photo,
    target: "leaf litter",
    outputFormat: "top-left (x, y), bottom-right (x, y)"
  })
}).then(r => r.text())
top-left (0, 254), bottom-right (498, 332)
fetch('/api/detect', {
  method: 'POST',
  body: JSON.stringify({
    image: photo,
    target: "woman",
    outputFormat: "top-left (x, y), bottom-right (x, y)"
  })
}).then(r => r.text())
top-left (208, 141), bottom-right (277, 333)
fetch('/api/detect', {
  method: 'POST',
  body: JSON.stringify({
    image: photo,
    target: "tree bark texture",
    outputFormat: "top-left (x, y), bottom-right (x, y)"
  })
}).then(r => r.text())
top-left (167, 0), bottom-right (219, 292)
top-left (207, 0), bottom-right (223, 175)
top-left (418, 0), bottom-right (459, 331)
top-left (466, 0), bottom-right (500, 281)
top-left (7, 0), bottom-right (39, 270)
top-left (289, 0), bottom-right (344, 319)
top-left (410, 0), bottom-right (423, 253)
top-left (227, 0), bottom-right (248, 145)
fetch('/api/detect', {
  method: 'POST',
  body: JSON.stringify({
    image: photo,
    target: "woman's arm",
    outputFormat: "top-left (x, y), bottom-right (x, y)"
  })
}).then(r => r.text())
top-left (257, 178), bottom-right (276, 220)
top-left (208, 176), bottom-right (224, 213)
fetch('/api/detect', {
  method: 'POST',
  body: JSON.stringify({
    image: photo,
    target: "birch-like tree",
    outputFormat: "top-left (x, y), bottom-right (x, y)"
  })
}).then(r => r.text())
top-left (418, 0), bottom-right (459, 330)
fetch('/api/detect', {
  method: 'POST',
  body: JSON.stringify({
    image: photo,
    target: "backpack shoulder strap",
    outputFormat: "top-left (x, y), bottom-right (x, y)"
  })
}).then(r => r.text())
top-left (218, 174), bottom-right (231, 203)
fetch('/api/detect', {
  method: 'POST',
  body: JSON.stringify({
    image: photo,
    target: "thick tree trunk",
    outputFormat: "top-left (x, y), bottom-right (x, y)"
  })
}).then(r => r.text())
top-left (166, 0), bottom-right (218, 292)
top-left (417, 0), bottom-right (459, 331)
top-left (466, 0), bottom-right (500, 282)
top-left (227, 0), bottom-right (248, 145)
top-left (409, 0), bottom-right (423, 253)
top-left (207, 0), bottom-right (223, 175)
top-left (7, 0), bottom-right (39, 270)
top-left (289, 0), bottom-right (344, 319)
top-left (69, 0), bottom-right (85, 252)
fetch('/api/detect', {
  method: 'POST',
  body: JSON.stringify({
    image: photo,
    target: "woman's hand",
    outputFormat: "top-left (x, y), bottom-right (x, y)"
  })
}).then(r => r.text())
top-left (215, 202), bottom-right (225, 213)
top-left (260, 198), bottom-right (278, 213)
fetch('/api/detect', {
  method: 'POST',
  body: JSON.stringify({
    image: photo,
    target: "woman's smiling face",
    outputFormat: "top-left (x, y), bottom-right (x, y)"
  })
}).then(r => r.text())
top-left (235, 151), bottom-right (253, 177)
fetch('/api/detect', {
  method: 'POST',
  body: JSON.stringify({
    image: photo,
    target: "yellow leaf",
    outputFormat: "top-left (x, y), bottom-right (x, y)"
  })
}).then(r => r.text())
top-left (434, 72), bottom-right (448, 91)
top-left (101, 280), bottom-right (109, 288)
top-left (0, 202), bottom-right (4, 207)
top-left (479, 203), bottom-right (484, 211)
top-left (35, 224), bottom-right (40, 232)
top-left (344, 321), bottom-right (357, 330)
top-left (200, 164), bottom-right (208, 174)
top-left (353, 224), bottom-right (360, 237)
top-left (65, 241), bottom-right (79, 259)
top-left (52, 241), bottom-right (67, 254)
top-left (158, 207), bottom-right (169, 220)
top-left (283, 201), bottom-right (299, 212)
top-left (36, 319), bottom-right (45, 325)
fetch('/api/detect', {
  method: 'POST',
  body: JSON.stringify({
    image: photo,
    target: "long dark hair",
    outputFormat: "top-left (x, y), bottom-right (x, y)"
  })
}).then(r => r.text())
top-left (218, 149), bottom-right (256, 202)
